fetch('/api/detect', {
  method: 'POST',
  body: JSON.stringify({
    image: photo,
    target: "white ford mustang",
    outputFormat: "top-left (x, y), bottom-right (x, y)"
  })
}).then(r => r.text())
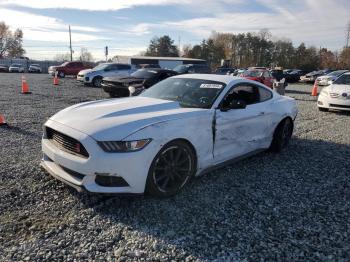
top-left (41, 74), bottom-right (298, 197)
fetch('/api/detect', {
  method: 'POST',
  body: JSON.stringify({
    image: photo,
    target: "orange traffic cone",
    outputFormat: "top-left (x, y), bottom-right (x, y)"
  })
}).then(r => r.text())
top-left (53, 76), bottom-right (59, 85)
top-left (311, 80), bottom-right (318, 96)
top-left (0, 113), bottom-right (7, 126)
top-left (21, 75), bottom-right (31, 94)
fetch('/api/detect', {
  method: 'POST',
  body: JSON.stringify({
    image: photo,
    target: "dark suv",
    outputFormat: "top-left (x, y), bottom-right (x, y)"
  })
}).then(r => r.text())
top-left (173, 64), bottom-right (211, 74)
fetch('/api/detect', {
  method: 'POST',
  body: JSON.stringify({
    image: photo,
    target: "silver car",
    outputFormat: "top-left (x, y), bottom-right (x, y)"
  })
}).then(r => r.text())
top-left (9, 63), bottom-right (25, 73)
top-left (77, 63), bottom-right (136, 87)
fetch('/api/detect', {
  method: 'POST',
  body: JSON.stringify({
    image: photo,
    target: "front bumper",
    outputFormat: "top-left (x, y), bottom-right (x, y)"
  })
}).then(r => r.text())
top-left (77, 75), bottom-right (85, 82)
top-left (317, 94), bottom-right (350, 111)
top-left (41, 119), bottom-right (156, 194)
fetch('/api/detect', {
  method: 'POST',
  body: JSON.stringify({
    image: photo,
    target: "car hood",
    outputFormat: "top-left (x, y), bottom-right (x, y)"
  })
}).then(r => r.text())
top-left (79, 69), bottom-right (92, 75)
top-left (327, 84), bottom-right (350, 93)
top-left (49, 97), bottom-right (204, 141)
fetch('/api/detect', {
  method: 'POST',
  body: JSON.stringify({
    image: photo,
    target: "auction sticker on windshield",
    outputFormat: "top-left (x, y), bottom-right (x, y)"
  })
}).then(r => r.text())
top-left (200, 83), bottom-right (223, 89)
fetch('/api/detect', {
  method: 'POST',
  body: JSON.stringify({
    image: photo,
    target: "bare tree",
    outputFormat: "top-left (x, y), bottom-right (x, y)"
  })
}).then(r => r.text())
top-left (0, 22), bottom-right (25, 58)
top-left (79, 47), bottom-right (93, 62)
top-left (53, 53), bottom-right (71, 62)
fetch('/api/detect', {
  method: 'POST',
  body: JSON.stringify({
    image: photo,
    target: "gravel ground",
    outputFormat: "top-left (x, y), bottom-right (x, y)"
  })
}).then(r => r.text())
top-left (0, 73), bottom-right (350, 261)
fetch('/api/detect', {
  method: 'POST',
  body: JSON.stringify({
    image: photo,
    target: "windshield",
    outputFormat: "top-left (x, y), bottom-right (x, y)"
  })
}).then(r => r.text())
top-left (131, 69), bottom-right (158, 79)
top-left (93, 63), bottom-right (109, 70)
top-left (173, 65), bottom-right (190, 74)
top-left (60, 62), bottom-right (69, 66)
top-left (140, 78), bottom-right (226, 109)
top-left (334, 74), bottom-right (350, 85)
top-left (328, 70), bottom-right (347, 77)
top-left (242, 70), bottom-right (262, 77)
top-left (30, 64), bottom-right (40, 67)
top-left (11, 64), bottom-right (21, 67)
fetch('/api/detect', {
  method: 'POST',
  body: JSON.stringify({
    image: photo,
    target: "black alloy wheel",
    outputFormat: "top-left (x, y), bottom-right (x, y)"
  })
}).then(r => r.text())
top-left (269, 118), bottom-right (293, 152)
top-left (146, 141), bottom-right (196, 197)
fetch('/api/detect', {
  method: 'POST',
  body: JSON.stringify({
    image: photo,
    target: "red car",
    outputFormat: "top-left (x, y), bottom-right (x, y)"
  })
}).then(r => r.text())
top-left (240, 69), bottom-right (274, 88)
top-left (48, 61), bottom-right (93, 78)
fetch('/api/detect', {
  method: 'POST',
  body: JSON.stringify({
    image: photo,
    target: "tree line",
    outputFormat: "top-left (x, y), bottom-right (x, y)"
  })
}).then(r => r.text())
top-left (145, 31), bottom-right (350, 71)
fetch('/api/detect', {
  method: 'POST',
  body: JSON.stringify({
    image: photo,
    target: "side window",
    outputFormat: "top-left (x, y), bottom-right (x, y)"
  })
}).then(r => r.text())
top-left (109, 64), bottom-right (119, 71)
top-left (224, 84), bottom-right (260, 106)
top-left (117, 64), bottom-right (131, 70)
top-left (259, 86), bottom-right (273, 102)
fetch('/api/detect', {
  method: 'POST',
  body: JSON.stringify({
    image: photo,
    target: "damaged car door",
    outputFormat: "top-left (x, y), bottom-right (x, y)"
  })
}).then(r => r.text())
top-left (213, 83), bottom-right (273, 163)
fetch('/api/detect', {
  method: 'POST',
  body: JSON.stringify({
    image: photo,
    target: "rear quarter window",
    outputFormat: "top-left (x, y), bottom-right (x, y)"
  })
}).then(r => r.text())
top-left (259, 86), bottom-right (273, 102)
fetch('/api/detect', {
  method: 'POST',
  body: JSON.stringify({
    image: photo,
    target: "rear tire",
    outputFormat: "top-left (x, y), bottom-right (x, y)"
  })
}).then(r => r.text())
top-left (146, 140), bottom-right (196, 197)
top-left (269, 118), bottom-right (293, 153)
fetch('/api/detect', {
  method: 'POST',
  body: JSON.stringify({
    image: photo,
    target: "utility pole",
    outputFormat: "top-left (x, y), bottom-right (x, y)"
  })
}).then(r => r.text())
top-left (69, 25), bottom-right (73, 61)
top-left (178, 36), bottom-right (181, 56)
top-left (346, 22), bottom-right (350, 48)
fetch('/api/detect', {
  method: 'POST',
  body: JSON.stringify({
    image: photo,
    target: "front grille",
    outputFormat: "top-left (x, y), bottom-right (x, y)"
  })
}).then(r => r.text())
top-left (46, 127), bottom-right (89, 158)
top-left (329, 104), bottom-right (350, 109)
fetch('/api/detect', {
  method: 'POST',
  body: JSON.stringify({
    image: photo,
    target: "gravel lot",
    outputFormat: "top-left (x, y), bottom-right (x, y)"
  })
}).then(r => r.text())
top-left (0, 73), bottom-right (350, 261)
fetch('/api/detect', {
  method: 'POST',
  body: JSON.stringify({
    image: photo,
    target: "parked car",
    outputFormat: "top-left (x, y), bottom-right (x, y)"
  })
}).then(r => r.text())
top-left (231, 68), bottom-right (246, 76)
top-left (240, 69), bottom-right (274, 88)
top-left (9, 63), bottom-right (25, 73)
top-left (317, 72), bottom-right (350, 112)
top-left (300, 69), bottom-right (333, 83)
top-left (270, 69), bottom-right (286, 81)
top-left (0, 64), bottom-right (9, 72)
top-left (284, 69), bottom-right (306, 83)
top-left (48, 61), bottom-right (92, 78)
top-left (173, 64), bottom-right (211, 74)
top-left (28, 64), bottom-right (42, 73)
top-left (41, 74), bottom-right (298, 197)
top-left (102, 68), bottom-right (177, 97)
top-left (214, 67), bottom-right (236, 75)
top-left (316, 70), bottom-right (349, 86)
top-left (77, 63), bottom-right (135, 87)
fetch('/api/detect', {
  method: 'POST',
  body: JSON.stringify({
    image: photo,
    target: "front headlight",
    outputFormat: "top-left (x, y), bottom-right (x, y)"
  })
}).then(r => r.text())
top-left (97, 139), bottom-right (151, 153)
top-left (128, 86), bottom-right (136, 94)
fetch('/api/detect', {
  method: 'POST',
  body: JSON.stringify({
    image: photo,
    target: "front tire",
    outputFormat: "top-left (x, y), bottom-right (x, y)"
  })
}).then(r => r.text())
top-left (58, 71), bottom-right (65, 78)
top-left (92, 76), bottom-right (103, 87)
top-left (146, 140), bottom-right (196, 197)
top-left (269, 118), bottom-right (293, 153)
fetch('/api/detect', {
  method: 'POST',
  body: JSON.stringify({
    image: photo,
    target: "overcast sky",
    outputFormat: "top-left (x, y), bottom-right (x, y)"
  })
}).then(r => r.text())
top-left (0, 0), bottom-right (349, 60)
